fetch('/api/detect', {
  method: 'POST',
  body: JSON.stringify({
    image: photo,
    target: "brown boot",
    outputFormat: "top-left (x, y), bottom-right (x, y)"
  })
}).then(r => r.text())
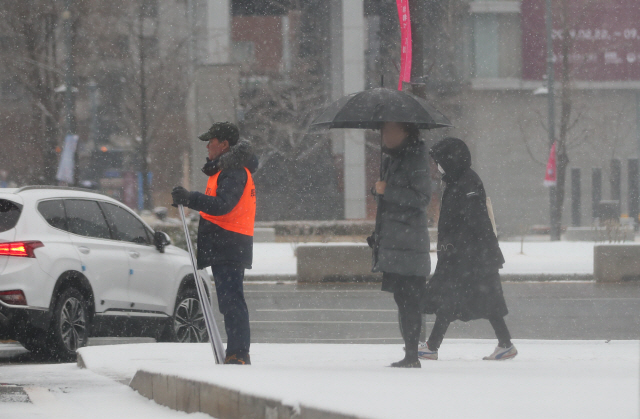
top-left (224, 353), bottom-right (251, 365)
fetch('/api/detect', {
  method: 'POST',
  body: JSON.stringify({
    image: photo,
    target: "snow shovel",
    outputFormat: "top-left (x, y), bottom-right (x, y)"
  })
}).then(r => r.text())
top-left (178, 204), bottom-right (226, 364)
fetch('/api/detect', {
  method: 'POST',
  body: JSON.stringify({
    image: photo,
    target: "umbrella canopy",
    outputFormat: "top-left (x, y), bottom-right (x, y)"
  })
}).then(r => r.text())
top-left (310, 88), bottom-right (452, 130)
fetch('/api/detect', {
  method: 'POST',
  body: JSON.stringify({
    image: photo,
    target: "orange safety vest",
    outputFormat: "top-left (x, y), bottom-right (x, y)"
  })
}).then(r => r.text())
top-left (199, 168), bottom-right (256, 236)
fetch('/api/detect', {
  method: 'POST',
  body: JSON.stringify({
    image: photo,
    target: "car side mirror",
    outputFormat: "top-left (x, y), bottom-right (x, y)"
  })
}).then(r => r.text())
top-left (154, 231), bottom-right (171, 253)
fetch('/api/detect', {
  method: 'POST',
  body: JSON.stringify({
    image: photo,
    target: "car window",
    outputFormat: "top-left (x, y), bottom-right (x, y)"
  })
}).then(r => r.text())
top-left (0, 199), bottom-right (22, 233)
top-left (64, 200), bottom-right (112, 240)
top-left (101, 203), bottom-right (150, 245)
top-left (38, 200), bottom-right (68, 231)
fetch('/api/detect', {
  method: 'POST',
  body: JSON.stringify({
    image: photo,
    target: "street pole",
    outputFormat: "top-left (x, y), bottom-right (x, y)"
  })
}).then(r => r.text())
top-left (63, 0), bottom-right (77, 185)
top-left (408, 0), bottom-right (428, 342)
top-left (408, 0), bottom-right (425, 99)
top-left (63, 0), bottom-right (76, 135)
top-left (88, 80), bottom-right (98, 144)
top-left (636, 91), bottom-right (640, 229)
top-left (138, 4), bottom-right (150, 209)
top-left (545, 0), bottom-right (559, 240)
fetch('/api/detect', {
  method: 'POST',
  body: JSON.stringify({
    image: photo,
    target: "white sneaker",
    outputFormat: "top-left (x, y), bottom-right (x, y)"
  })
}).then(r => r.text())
top-left (483, 345), bottom-right (518, 360)
top-left (418, 341), bottom-right (438, 360)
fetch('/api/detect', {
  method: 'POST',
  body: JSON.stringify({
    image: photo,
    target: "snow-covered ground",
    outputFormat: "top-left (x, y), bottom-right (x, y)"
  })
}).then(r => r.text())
top-left (79, 340), bottom-right (639, 419)
top-left (0, 358), bottom-right (211, 419)
top-left (248, 241), bottom-right (599, 277)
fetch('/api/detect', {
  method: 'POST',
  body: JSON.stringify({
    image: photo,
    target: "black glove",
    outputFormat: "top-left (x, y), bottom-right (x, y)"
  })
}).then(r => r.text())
top-left (171, 186), bottom-right (190, 207)
top-left (366, 233), bottom-right (376, 249)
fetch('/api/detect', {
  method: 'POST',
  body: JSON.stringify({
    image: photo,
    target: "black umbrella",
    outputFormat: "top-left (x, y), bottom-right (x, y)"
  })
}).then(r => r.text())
top-left (310, 87), bottom-right (452, 130)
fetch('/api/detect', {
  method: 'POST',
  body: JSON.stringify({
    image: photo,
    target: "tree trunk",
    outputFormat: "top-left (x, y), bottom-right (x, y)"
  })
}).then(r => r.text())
top-left (551, 0), bottom-right (573, 240)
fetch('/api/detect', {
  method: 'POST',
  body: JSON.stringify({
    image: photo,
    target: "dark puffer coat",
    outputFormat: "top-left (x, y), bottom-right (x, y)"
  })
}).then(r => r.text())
top-left (422, 137), bottom-right (508, 322)
top-left (372, 136), bottom-right (431, 277)
top-left (186, 140), bottom-right (259, 269)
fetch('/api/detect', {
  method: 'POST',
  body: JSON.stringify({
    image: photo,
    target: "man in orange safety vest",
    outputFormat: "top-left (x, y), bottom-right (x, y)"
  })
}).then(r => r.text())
top-left (172, 122), bottom-right (258, 365)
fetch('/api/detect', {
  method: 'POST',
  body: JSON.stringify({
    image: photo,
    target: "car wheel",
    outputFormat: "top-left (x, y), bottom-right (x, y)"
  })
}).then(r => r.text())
top-left (163, 288), bottom-right (209, 343)
top-left (48, 287), bottom-right (90, 361)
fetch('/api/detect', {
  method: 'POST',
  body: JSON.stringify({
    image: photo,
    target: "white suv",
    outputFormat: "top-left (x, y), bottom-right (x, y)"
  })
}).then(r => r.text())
top-left (0, 186), bottom-right (210, 360)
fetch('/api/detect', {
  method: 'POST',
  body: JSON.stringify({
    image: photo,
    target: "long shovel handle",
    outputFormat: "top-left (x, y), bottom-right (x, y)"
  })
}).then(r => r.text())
top-left (178, 205), bottom-right (226, 364)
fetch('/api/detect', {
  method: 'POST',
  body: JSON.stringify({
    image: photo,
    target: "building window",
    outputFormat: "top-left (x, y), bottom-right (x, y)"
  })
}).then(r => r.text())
top-left (470, 1), bottom-right (522, 79)
top-left (474, 14), bottom-right (499, 78)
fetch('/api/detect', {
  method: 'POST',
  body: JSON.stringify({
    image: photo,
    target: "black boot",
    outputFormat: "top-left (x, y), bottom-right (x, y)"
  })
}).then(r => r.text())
top-left (390, 354), bottom-right (421, 368)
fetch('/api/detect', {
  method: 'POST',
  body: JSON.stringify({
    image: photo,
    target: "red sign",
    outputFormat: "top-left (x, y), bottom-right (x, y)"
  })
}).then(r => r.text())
top-left (522, 0), bottom-right (640, 81)
top-left (396, 0), bottom-right (412, 90)
top-left (544, 142), bottom-right (557, 187)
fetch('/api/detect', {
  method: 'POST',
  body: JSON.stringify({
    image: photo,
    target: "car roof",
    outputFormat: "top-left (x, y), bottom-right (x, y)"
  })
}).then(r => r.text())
top-left (1, 186), bottom-right (156, 231)
top-left (1, 186), bottom-right (126, 207)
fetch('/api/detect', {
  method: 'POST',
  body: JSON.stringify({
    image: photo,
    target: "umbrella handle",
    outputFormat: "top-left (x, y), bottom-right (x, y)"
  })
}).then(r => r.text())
top-left (379, 130), bottom-right (384, 180)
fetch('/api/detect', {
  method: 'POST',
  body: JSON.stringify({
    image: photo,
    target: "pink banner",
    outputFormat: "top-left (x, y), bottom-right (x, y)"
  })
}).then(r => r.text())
top-left (397, 0), bottom-right (412, 90)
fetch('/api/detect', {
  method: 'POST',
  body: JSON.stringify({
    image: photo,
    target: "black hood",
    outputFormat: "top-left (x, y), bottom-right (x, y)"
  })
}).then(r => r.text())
top-left (202, 139), bottom-right (259, 176)
top-left (429, 137), bottom-right (471, 183)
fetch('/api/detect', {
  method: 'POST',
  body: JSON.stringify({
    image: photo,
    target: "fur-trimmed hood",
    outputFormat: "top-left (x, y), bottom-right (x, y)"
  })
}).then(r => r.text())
top-left (202, 139), bottom-right (259, 176)
top-left (429, 137), bottom-right (471, 184)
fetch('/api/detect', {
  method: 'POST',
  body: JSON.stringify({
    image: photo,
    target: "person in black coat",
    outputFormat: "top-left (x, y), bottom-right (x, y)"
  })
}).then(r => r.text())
top-left (172, 122), bottom-right (258, 365)
top-left (421, 137), bottom-right (517, 361)
top-left (369, 121), bottom-right (431, 368)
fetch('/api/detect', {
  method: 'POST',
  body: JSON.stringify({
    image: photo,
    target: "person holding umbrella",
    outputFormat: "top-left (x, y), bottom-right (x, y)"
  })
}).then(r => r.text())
top-left (310, 87), bottom-right (451, 368)
top-left (420, 137), bottom-right (517, 361)
top-left (171, 122), bottom-right (258, 365)
top-left (369, 121), bottom-right (431, 368)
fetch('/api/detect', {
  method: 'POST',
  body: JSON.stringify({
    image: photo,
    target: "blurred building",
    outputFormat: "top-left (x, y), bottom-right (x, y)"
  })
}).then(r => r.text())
top-left (449, 0), bottom-right (640, 234)
top-left (366, 0), bottom-right (640, 234)
top-left (2, 0), bottom-right (639, 231)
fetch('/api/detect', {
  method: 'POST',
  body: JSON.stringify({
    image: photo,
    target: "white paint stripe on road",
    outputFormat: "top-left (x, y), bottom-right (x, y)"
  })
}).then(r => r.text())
top-left (244, 288), bottom-right (382, 295)
top-left (250, 320), bottom-right (434, 325)
top-left (257, 337), bottom-right (405, 341)
top-left (560, 298), bottom-right (640, 301)
top-left (256, 309), bottom-right (397, 312)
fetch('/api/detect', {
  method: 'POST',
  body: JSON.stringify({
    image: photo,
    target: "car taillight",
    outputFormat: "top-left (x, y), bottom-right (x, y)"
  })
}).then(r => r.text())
top-left (0, 290), bottom-right (27, 306)
top-left (0, 241), bottom-right (44, 258)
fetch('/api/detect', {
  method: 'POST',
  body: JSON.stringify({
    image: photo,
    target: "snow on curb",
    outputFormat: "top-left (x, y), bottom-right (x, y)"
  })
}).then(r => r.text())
top-left (126, 369), bottom-right (359, 419)
top-left (77, 341), bottom-right (639, 419)
top-left (249, 242), bottom-right (599, 280)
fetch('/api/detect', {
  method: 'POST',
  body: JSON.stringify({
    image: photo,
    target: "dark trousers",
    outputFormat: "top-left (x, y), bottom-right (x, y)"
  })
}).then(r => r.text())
top-left (427, 315), bottom-right (512, 351)
top-left (393, 283), bottom-right (424, 359)
top-left (210, 264), bottom-right (250, 356)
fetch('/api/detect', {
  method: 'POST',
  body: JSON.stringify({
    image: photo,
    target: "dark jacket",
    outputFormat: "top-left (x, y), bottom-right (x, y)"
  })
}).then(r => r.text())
top-left (423, 137), bottom-right (508, 321)
top-left (186, 140), bottom-right (259, 269)
top-left (373, 136), bottom-right (431, 277)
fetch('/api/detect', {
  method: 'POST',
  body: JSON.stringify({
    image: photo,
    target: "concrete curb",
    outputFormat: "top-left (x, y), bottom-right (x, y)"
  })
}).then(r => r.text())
top-left (242, 274), bottom-right (594, 283)
top-left (266, 274), bottom-right (592, 283)
top-left (499, 273), bottom-right (593, 282)
top-left (76, 352), bottom-right (87, 369)
top-left (244, 275), bottom-right (297, 282)
top-left (78, 353), bottom-right (364, 418)
top-left (127, 369), bottom-right (365, 419)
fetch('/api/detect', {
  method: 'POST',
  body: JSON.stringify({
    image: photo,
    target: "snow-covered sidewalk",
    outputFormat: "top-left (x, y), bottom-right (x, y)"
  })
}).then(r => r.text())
top-left (0, 360), bottom-right (211, 419)
top-left (248, 241), bottom-right (598, 277)
top-left (79, 340), bottom-right (639, 419)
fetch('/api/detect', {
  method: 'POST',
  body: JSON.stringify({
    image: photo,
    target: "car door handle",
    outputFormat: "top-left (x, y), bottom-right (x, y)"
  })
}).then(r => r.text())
top-left (128, 251), bottom-right (140, 259)
top-left (78, 246), bottom-right (90, 254)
